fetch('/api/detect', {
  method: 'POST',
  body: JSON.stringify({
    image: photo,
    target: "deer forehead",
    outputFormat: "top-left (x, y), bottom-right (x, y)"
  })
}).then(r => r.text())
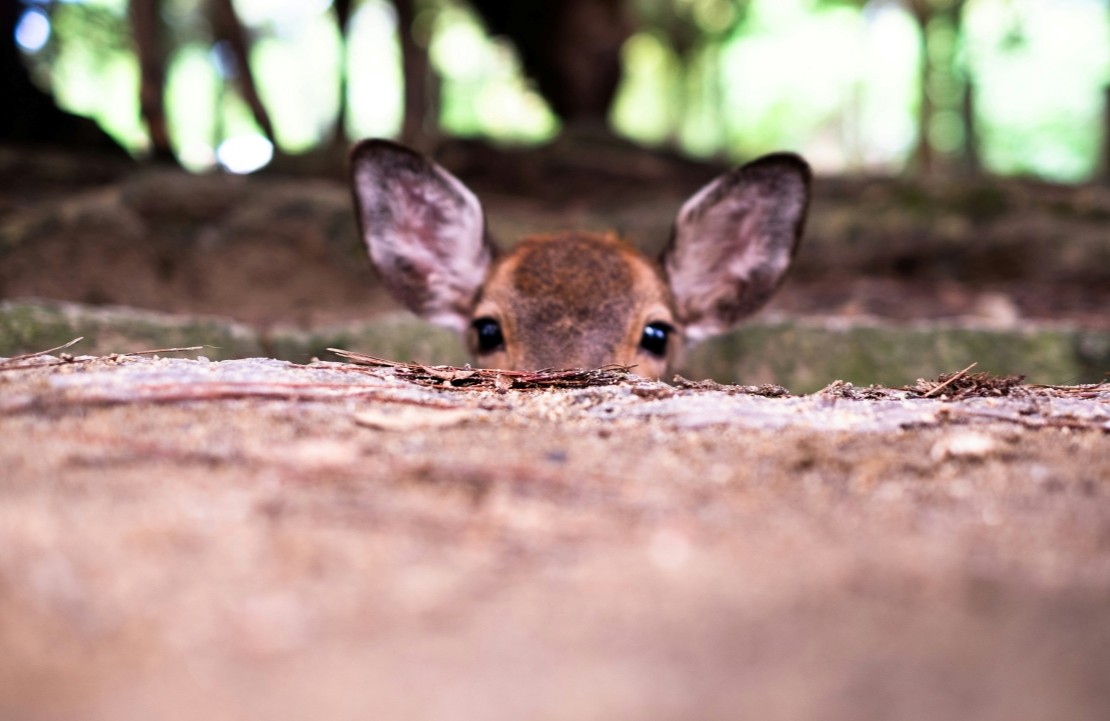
top-left (479, 233), bottom-right (672, 323)
top-left (474, 232), bottom-right (674, 369)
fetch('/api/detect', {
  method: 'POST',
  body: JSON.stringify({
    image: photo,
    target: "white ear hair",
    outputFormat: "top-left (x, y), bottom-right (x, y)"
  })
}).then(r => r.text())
top-left (663, 153), bottom-right (810, 343)
top-left (350, 139), bottom-right (494, 332)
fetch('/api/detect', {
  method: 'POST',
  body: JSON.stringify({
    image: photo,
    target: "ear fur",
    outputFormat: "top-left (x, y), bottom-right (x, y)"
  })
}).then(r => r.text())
top-left (661, 153), bottom-right (811, 342)
top-left (350, 139), bottom-right (494, 331)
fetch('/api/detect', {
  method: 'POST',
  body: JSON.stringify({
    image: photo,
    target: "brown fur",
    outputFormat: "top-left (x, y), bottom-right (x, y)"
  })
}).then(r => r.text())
top-left (473, 233), bottom-right (676, 374)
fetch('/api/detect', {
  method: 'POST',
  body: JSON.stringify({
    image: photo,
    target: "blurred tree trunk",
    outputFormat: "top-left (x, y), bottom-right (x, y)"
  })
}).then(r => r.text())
top-left (1103, 86), bottom-right (1110, 184)
top-left (393, 0), bottom-right (437, 150)
top-left (467, 0), bottom-right (631, 131)
top-left (909, 1), bottom-right (934, 174)
top-left (208, 0), bottom-right (276, 145)
top-left (906, 0), bottom-right (975, 176)
top-left (960, 76), bottom-right (979, 174)
top-left (333, 0), bottom-right (354, 147)
top-left (1105, 10), bottom-right (1110, 182)
top-left (129, 0), bottom-right (175, 161)
top-left (0, 2), bottom-right (127, 154)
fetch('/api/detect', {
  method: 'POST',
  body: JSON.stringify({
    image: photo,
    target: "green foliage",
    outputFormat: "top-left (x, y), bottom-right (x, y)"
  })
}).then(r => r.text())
top-left (19, 0), bottom-right (1110, 181)
top-left (429, 3), bottom-right (558, 142)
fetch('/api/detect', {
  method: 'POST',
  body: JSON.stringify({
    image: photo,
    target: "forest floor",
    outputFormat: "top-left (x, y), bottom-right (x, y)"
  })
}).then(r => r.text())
top-left (0, 353), bottom-right (1107, 721)
top-left (1, 143), bottom-right (1108, 719)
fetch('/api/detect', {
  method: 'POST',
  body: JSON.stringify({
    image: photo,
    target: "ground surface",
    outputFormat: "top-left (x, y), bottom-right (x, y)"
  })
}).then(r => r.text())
top-left (2, 143), bottom-right (1108, 719)
top-left (1, 353), bottom-right (1108, 720)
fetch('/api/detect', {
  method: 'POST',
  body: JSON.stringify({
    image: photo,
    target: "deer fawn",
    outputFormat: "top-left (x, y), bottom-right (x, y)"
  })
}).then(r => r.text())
top-left (350, 139), bottom-right (811, 379)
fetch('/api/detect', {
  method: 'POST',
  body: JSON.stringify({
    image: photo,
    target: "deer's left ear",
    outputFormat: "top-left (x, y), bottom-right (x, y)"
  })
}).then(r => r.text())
top-left (661, 153), bottom-right (811, 343)
top-left (350, 139), bottom-right (495, 332)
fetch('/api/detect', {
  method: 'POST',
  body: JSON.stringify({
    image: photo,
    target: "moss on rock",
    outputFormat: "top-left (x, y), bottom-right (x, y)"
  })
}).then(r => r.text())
top-left (265, 314), bottom-right (468, 366)
top-left (682, 318), bottom-right (1110, 392)
top-left (3, 300), bottom-right (1105, 392)
top-left (0, 300), bottom-right (264, 359)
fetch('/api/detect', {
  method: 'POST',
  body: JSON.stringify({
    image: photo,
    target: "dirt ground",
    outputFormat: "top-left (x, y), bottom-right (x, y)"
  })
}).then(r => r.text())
top-left (1, 353), bottom-right (1108, 720)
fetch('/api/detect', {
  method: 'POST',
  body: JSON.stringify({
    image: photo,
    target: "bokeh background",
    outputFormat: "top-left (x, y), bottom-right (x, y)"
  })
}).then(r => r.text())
top-left (9, 0), bottom-right (1110, 180)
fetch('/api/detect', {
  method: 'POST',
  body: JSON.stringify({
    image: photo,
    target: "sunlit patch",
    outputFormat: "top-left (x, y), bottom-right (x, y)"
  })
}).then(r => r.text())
top-left (236, 0), bottom-right (334, 33)
top-left (178, 141), bottom-right (217, 173)
top-left (216, 135), bottom-right (273, 174)
top-left (429, 6), bottom-right (558, 142)
top-left (16, 8), bottom-right (51, 53)
top-left (345, 0), bottom-right (403, 139)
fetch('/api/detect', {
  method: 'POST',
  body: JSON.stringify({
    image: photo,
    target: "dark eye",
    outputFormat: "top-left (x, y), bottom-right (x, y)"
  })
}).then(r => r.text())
top-left (639, 321), bottom-right (672, 357)
top-left (471, 317), bottom-right (505, 354)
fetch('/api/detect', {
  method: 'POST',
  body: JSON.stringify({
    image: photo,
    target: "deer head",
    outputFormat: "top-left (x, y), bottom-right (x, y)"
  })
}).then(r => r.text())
top-left (350, 139), bottom-right (810, 379)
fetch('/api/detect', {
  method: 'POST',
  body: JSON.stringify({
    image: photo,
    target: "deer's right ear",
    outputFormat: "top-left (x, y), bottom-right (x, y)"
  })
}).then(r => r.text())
top-left (662, 153), bottom-right (811, 343)
top-left (350, 139), bottom-right (495, 332)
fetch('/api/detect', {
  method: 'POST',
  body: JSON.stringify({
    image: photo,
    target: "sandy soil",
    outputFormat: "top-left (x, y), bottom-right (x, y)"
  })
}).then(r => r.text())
top-left (1, 353), bottom-right (1108, 721)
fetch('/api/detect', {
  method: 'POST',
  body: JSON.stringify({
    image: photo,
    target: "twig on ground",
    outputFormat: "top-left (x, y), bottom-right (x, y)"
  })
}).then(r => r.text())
top-left (0, 337), bottom-right (85, 368)
top-left (116, 345), bottom-right (206, 357)
top-left (920, 362), bottom-right (978, 398)
top-left (905, 364), bottom-right (1027, 401)
top-left (327, 348), bottom-right (636, 391)
top-left (672, 376), bottom-right (791, 397)
top-left (0, 340), bottom-right (207, 373)
top-left (1026, 382), bottom-right (1107, 399)
top-left (940, 408), bottom-right (1109, 433)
